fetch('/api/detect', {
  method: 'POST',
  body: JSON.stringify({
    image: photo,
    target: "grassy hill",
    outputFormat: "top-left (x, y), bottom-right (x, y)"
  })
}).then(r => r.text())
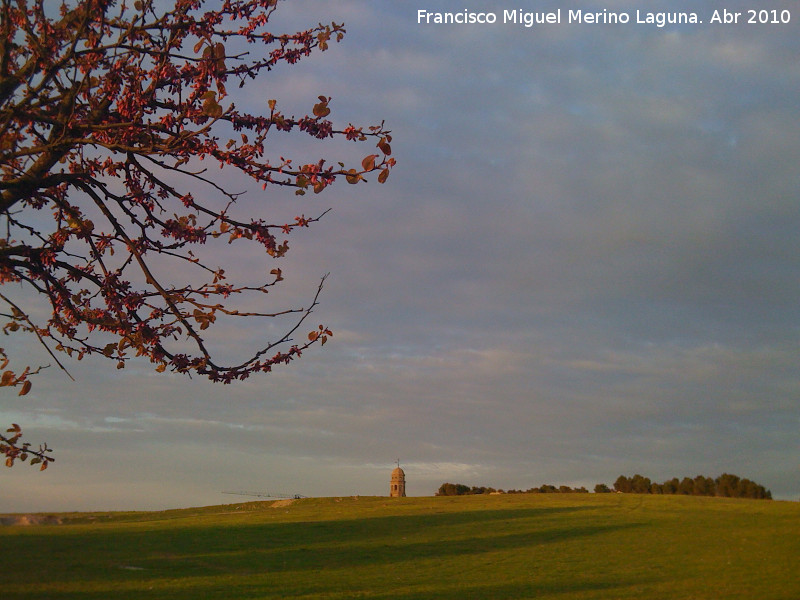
top-left (1, 493), bottom-right (798, 599)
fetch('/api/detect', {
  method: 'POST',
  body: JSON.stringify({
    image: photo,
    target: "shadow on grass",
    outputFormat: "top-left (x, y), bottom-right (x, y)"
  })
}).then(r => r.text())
top-left (3, 505), bottom-right (643, 599)
top-left (348, 576), bottom-right (652, 600)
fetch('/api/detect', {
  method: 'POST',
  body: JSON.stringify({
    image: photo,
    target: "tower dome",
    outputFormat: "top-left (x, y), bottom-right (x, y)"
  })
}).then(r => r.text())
top-left (390, 462), bottom-right (406, 497)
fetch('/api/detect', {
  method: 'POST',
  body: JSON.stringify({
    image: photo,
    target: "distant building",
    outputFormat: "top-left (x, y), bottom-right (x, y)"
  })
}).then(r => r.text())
top-left (390, 461), bottom-right (406, 497)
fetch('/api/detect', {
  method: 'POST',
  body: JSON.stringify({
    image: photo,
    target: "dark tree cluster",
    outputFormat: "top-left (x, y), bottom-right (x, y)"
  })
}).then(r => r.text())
top-left (595, 473), bottom-right (772, 499)
top-left (436, 483), bottom-right (499, 496)
top-left (506, 484), bottom-right (588, 494)
top-left (436, 483), bottom-right (589, 496)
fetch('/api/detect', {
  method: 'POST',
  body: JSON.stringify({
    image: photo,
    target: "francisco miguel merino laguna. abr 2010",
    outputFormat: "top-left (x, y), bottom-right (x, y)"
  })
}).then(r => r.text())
top-left (416, 9), bottom-right (705, 28)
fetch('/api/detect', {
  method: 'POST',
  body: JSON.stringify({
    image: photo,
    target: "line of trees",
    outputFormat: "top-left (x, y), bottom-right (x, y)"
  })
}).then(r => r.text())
top-left (595, 474), bottom-right (771, 499)
top-left (436, 483), bottom-right (589, 496)
top-left (436, 473), bottom-right (771, 499)
top-left (506, 485), bottom-right (589, 494)
top-left (436, 483), bottom-right (497, 496)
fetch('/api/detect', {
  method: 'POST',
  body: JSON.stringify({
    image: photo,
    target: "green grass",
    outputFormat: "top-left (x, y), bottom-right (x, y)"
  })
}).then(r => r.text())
top-left (1, 494), bottom-right (798, 599)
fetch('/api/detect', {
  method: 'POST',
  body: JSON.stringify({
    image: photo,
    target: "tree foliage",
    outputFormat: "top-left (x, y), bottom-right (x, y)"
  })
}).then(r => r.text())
top-left (0, 421), bottom-right (52, 469)
top-left (439, 475), bottom-right (772, 499)
top-left (0, 0), bottom-right (394, 468)
top-left (437, 482), bottom-right (590, 496)
top-left (607, 474), bottom-right (771, 500)
top-left (436, 483), bottom-right (474, 497)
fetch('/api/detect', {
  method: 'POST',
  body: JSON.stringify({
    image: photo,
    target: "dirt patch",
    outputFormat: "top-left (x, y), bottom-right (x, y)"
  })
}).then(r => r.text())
top-left (0, 514), bottom-right (62, 526)
top-left (270, 499), bottom-right (296, 508)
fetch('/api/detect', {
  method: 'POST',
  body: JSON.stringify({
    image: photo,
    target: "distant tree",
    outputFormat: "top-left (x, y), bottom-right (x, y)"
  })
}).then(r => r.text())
top-left (715, 473), bottom-right (741, 498)
top-left (693, 475), bottom-right (715, 497)
top-left (677, 477), bottom-right (695, 495)
top-left (594, 483), bottom-right (612, 493)
top-left (436, 483), bottom-right (471, 496)
top-left (613, 475), bottom-right (632, 494)
top-left (662, 477), bottom-right (680, 495)
top-left (0, 0), bottom-right (394, 468)
top-left (630, 474), bottom-right (652, 494)
top-left (736, 478), bottom-right (771, 500)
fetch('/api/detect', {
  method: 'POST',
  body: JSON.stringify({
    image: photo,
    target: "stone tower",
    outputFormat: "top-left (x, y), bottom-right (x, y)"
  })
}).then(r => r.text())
top-left (390, 460), bottom-right (406, 497)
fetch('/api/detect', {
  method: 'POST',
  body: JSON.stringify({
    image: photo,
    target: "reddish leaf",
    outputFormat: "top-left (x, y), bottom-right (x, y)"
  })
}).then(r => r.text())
top-left (0, 371), bottom-right (14, 386)
top-left (313, 102), bottom-right (330, 118)
top-left (361, 154), bottom-right (377, 171)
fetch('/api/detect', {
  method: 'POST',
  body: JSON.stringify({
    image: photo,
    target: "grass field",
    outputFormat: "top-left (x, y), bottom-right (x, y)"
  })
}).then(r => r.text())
top-left (1, 493), bottom-right (798, 599)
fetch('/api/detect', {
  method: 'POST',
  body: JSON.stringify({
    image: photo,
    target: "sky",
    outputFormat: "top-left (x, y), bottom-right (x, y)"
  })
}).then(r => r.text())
top-left (2, 0), bottom-right (799, 512)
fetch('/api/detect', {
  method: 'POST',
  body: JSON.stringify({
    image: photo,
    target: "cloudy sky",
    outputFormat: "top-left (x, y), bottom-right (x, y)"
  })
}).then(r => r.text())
top-left (2, 0), bottom-right (799, 512)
